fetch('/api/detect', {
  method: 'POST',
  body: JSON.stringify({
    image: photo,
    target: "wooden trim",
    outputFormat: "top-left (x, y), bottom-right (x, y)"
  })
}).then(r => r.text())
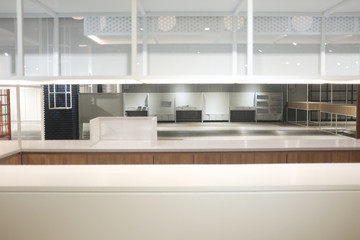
top-left (221, 152), bottom-right (255, 164)
top-left (194, 153), bottom-right (221, 164)
top-left (0, 153), bottom-right (21, 165)
top-left (254, 152), bottom-right (287, 164)
top-left (154, 153), bottom-right (194, 164)
top-left (22, 153), bottom-right (88, 165)
top-left (16, 150), bottom-right (360, 165)
top-left (87, 153), bottom-right (153, 164)
top-left (356, 85), bottom-right (360, 139)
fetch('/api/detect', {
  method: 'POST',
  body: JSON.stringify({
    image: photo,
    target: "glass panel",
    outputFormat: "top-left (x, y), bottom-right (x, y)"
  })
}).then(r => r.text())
top-left (136, 0), bottom-right (243, 77)
top-left (60, 14), bottom-right (131, 76)
top-left (0, 0), bottom-right (16, 77)
top-left (325, 15), bottom-right (360, 76)
top-left (254, 1), bottom-right (321, 76)
top-left (24, 0), bottom-right (54, 76)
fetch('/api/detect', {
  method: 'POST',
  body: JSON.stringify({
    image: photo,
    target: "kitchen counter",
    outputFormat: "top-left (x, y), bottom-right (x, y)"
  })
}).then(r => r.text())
top-left (1, 137), bottom-right (360, 158)
top-left (11, 137), bottom-right (360, 153)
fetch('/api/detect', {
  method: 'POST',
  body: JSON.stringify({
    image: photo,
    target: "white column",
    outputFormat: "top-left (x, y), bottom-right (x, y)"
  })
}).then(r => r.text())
top-left (53, 17), bottom-right (60, 76)
top-left (247, 0), bottom-right (253, 76)
top-left (142, 16), bottom-right (148, 76)
top-left (232, 16), bottom-right (238, 75)
top-left (320, 16), bottom-right (326, 76)
top-left (131, 0), bottom-right (137, 77)
top-left (16, 0), bottom-right (23, 147)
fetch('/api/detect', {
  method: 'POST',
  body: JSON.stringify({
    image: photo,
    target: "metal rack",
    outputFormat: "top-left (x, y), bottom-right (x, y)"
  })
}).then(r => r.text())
top-left (255, 92), bottom-right (283, 121)
top-left (0, 89), bottom-right (11, 140)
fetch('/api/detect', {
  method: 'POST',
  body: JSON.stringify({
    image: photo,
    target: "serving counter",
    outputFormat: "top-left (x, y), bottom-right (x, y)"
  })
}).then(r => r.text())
top-left (0, 164), bottom-right (360, 240)
top-left (1, 137), bottom-right (360, 164)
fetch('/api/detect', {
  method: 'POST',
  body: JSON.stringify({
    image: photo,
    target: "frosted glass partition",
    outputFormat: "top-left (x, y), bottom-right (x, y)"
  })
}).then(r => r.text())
top-left (253, 7), bottom-right (321, 76)
top-left (325, 16), bottom-right (360, 76)
top-left (90, 117), bottom-right (157, 146)
top-left (138, 15), bottom-right (236, 76)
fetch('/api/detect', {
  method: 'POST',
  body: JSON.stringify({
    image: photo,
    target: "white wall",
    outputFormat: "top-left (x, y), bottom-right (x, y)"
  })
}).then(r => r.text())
top-left (175, 93), bottom-right (203, 109)
top-left (230, 92), bottom-right (255, 107)
top-left (10, 87), bottom-right (41, 122)
top-left (203, 92), bottom-right (230, 121)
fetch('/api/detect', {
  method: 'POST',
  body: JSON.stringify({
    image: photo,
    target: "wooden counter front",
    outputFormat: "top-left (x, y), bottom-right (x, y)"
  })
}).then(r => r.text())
top-left (320, 103), bottom-right (356, 117)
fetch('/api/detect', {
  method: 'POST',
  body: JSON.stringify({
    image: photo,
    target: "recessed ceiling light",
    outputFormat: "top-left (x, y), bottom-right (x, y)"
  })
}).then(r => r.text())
top-left (4, 52), bottom-right (8, 57)
top-left (204, 27), bottom-right (210, 31)
top-left (285, 61), bottom-right (290, 65)
top-left (258, 49), bottom-right (262, 53)
top-left (78, 44), bottom-right (88, 47)
top-left (337, 62), bottom-right (341, 66)
top-left (328, 50), bottom-right (333, 53)
top-left (355, 61), bottom-right (359, 65)
top-left (197, 51), bottom-right (201, 54)
top-left (292, 42), bottom-right (297, 46)
top-left (297, 62), bottom-right (301, 66)
top-left (140, 28), bottom-right (144, 31)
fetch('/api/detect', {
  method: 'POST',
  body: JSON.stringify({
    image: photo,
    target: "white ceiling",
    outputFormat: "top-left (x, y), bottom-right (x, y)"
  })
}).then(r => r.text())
top-left (0, 0), bottom-right (359, 15)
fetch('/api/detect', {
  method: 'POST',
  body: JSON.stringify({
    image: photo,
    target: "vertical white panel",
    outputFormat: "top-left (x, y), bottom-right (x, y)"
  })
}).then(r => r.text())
top-left (247, 0), bottom-right (253, 76)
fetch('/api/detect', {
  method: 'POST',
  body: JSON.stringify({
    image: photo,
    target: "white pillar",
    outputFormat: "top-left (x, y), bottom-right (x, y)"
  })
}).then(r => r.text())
top-left (320, 16), bottom-right (326, 76)
top-left (247, 0), bottom-right (253, 76)
top-left (53, 17), bottom-right (60, 76)
top-left (131, 0), bottom-right (137, 77)
top-left (16, 0), bottom-right (23, 146)
top-left (142, 16), bottom-right (148, 76)
top-left (232, 16), bottom-right (238, 75)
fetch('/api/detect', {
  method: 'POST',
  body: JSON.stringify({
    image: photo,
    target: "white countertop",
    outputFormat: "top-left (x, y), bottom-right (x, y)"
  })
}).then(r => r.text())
top-left (18, 138), bottom-right (360, 152)
top-left (0, 141), bottom-right (20, 158)
top-left (1, 163), bottom-right (360, 192)
top-left (2, 137), bottom-right (360, 158)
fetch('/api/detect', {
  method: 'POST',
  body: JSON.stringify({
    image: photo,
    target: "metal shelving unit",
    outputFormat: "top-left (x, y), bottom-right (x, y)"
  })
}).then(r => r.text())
top-left (0, 89), bottom-right (11, 140)
top-left (255, 92), bottom-right (283, 121)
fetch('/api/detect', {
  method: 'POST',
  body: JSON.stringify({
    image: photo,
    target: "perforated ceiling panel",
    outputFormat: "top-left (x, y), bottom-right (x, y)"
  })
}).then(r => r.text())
top-left (326, 16), bottom-right (356, 33)
top-left (84, 16), bottom-right (359, 36)
top-left (85, 16), bottom-right (131, 35)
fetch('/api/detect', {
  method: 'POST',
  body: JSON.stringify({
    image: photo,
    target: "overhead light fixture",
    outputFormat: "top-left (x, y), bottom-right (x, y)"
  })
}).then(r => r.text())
top-left (204, 27), bottom-right (210, 31)
top-left (72, 16), bottom-right (84, 20)
top-left (258, 49), bottom-right (262, 53)
top-left (356, 61), bottom-right (359, 65)
top-left (78, 44), bottom-right (88, 48)
top-left (158, 16), bottom-right (176, 31)
top-left (4, 52), bottom-right (9, 57)
top-left (87, 35), bottom-right (104, 45)
top-left (292, 42), bottom-right (297, 46)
